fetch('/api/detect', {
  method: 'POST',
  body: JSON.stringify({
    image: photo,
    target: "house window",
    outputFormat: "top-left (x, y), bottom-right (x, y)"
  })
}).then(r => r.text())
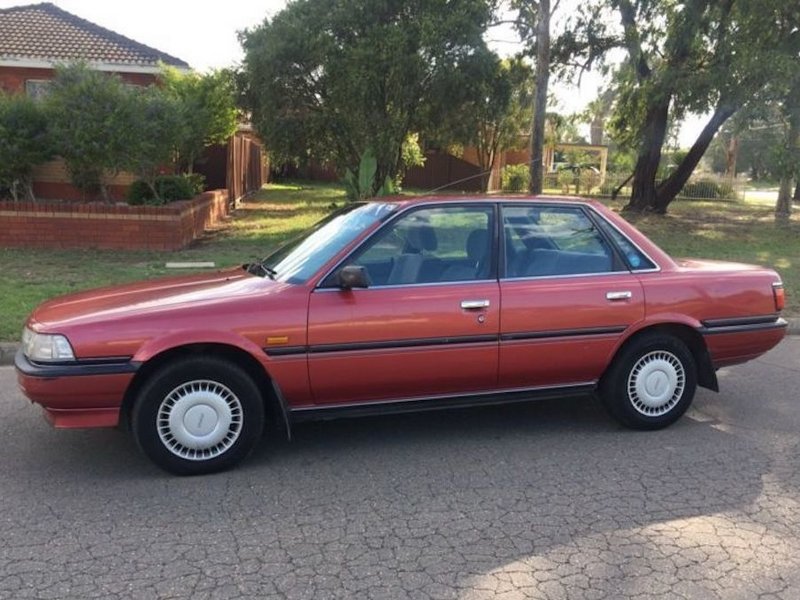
top-left (25, 80), bottom-right (52, 101)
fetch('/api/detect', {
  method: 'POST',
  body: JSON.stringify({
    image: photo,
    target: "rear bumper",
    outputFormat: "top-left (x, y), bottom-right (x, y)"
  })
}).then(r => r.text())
top-left (701, 317), bottom-right (787, 368)
top-left (15, 350), bottom-right (137, 428)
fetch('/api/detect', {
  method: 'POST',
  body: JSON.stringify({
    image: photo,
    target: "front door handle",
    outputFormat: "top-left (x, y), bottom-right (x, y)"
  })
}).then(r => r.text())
top-left (606, 291), bottom-right (632, 301)
top-left (461, 299), bottom-right (490, 310)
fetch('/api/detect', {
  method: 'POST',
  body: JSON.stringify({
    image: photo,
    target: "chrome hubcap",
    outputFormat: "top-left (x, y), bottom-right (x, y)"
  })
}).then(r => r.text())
top-left (627, 351), bottom-right (685, 417)
top-left (157, 380), bottom-right (243, 461)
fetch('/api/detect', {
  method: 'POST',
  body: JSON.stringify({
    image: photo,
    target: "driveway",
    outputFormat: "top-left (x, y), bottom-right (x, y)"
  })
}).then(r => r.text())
top-left (1, 339), bottom-right (799, 599)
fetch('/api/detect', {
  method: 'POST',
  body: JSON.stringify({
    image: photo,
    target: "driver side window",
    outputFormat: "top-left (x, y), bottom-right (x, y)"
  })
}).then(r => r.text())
top-left (339, 205), bottom-right (494, 286)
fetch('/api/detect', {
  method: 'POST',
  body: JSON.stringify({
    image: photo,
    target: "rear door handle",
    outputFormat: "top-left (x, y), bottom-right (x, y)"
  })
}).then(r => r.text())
top-left (461, 299), bottom-right (490, 310)
top-left (606, 291), bottom-right (632, 301)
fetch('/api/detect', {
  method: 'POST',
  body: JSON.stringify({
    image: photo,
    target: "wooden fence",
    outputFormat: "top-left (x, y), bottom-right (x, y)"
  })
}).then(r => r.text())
top-left (196, 132), bottom-right (268, 205)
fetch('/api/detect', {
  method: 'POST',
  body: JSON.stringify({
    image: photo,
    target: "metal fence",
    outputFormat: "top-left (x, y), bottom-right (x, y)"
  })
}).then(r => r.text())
top-left (539, 172), bottom-right (744, 202)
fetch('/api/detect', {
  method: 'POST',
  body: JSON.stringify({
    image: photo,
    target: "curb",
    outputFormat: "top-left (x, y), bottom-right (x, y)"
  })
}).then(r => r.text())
top-left (2, 318), bottom-right (799, 367)
top-left (0, 343), bottom-right (17, 367)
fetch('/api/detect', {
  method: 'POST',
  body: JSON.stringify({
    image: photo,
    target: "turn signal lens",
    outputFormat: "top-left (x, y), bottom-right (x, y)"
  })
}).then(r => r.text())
top-left (773, 283), bottom-right (785, 311)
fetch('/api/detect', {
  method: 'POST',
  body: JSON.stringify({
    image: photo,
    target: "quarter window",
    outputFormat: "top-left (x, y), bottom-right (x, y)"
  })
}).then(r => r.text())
top-left (503, 205), bottom-right (617, 278)
top-left (594, 217), bottom-right (657, 271)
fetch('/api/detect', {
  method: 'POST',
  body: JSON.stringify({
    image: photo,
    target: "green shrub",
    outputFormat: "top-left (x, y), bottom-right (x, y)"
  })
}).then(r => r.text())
top-left (501, 164), bottom-right (530, 192)
top-left (717, 182), bottom-right (736, 199)
top-left (678, 180), bottom-right (718, 199)
top-left (677, 178), bottom-right (736, 200)
top-left (0, 92), bottom-right (54, 201)
top-left (182, 172), bottom-right (206, 195)
top-left (597, 181), bottom-right (617, 197)
top-left (343, 148), bottom-right (395, 201)
top-left (128, 174), bottom-right (205, 205)
top-left (46, 64), bottom-right (132, 199)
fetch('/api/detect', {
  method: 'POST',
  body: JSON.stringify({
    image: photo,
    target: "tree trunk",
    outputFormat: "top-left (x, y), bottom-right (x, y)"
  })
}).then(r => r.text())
top-left (776, 109), bottom-right (799, 223)
top-left (654, 104), bottom-right (737, 212)
top-left (724, 135), bottom-right (739, 178)
top-left (528, 0), bottom-right (550, 195)
top-left (476, 140), bottom-right (494, 193)
top-left (590, 114), bottom-right (604, 147)
top-left (776, 177), bottom-right (793, 224)
top-left (624, 99), bottom-right (669, 213)
top-left (793, 180), bottom-right (800, 203)
top-left (146, 178), bottom-right (162, 203)
top-left (24, 178), bottom-right (36, 202)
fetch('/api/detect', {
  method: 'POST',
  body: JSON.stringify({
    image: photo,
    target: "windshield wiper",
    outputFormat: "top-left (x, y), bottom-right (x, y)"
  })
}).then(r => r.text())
top-left (244, 262), bottom-right (277, 279)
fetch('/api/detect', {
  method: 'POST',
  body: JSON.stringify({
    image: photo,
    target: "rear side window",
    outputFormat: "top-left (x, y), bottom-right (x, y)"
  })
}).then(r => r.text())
top-left (503, 205), bottom-right (617, 278)
top-left (593, 216), bottom-right (657, 271)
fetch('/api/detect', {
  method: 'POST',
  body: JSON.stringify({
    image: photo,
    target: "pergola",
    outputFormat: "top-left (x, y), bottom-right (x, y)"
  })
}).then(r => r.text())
top-left (543, 142), bottom-right (609, 184)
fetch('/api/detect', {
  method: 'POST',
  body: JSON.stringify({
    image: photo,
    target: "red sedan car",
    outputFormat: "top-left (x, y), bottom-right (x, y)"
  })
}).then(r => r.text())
top-left (16, 196), bottom-right (786, 474)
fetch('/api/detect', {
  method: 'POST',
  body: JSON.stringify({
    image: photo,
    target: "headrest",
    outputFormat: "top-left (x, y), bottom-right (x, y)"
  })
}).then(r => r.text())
top-left (404, 224), bottom-right (437, 252)
top-left (466, 229), bottom-right (489, 261)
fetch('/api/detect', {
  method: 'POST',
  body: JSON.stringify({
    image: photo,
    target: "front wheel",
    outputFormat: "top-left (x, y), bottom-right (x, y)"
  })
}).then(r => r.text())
top-left (132, 357), bottom-right (265, 475)
top-left (600, 334), bottom-right (697, 430)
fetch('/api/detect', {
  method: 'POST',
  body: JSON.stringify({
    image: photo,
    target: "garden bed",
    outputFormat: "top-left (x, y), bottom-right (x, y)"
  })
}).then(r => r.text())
top-left (0, 190), bottom-right (229, 251)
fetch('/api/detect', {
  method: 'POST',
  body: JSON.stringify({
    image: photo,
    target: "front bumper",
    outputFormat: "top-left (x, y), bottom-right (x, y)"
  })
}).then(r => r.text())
top-left (15, 350), bottom-right (138, 428)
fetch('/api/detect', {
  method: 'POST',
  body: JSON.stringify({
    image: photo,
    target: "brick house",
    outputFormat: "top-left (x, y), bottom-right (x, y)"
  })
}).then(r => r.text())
top-left (0, 2), bottom-right (190, 200)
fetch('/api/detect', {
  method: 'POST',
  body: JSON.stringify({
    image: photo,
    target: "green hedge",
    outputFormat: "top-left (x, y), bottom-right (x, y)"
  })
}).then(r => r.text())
top-left (128, 173), bottom-right (205, 205)
top-left (500, 164), bottom-right (530, 192)
top-left (678, 179), bottom-right (736, 200)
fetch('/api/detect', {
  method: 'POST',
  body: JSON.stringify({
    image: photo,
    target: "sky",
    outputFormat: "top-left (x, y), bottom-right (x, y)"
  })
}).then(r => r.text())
top-left (1, 0), bottom-right (703, 146)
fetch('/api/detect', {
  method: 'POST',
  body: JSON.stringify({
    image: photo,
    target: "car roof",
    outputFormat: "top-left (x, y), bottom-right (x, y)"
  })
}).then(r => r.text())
top-left (379, 195), bottom-right (606, 210)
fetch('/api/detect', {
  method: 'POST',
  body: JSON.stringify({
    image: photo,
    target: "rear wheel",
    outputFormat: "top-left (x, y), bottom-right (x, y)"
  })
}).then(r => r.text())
top-left (132, 357), bottom-right (265, 475)
top-left (600, 334), bottom-right (697, 430)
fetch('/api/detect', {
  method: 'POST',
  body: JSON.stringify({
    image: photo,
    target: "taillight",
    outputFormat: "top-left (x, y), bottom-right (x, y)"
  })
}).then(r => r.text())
top-left (773, 283), bottom-right (785, 311)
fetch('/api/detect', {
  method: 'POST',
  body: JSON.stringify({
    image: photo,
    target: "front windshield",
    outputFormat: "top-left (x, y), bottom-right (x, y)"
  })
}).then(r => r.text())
top-left (260, 202), bottom-right (398, 284)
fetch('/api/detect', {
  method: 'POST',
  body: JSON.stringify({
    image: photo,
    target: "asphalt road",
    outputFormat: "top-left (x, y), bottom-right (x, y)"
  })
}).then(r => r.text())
top-left (2, 339), bottom-right (800, 600)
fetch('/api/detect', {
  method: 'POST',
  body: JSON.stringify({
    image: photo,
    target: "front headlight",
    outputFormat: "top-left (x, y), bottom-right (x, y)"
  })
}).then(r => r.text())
top-left (21, 327), bottom-right (76, 362)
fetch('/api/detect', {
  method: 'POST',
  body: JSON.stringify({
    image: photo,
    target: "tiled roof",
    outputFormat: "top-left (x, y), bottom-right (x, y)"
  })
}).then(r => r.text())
top-left (0, 3), bottom-right (189, 68)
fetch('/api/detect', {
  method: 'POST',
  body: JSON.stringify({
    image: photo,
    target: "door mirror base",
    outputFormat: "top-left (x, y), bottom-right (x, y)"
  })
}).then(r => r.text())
top-left (337, 265), bottom-right (370, 289)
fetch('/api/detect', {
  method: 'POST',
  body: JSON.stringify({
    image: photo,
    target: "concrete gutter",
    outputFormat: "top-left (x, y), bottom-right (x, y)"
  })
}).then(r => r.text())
top-left (0, 343), bottom-right (17, 367)
top-left (1, 318), bottom-right (799, 367)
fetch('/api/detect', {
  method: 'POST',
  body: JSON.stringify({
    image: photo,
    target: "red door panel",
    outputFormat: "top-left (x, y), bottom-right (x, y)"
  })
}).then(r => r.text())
top-left (308, 282), bottom-right (500, 404)
top-left (499, 274), bottom-right (644, 388)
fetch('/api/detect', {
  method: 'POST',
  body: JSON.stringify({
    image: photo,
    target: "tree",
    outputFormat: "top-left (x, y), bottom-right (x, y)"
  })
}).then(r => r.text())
top-left (584, 86), bottom-right (617, 146)
top-left (240, 0), bottom-right (495, 195)
top-left (769, 5), bottom-right (800, 221)
top-left (562, 0), bottom-right (799, 213)
top-left (0, 93), bottom-right (53, 201)
top-left (506, 0), bottom-right (553, 195)
top-left (46, 64), bottom-right (134, 199)
top-left (528, 0), bottom-right (550, 194)
top-left (159, 67), bottom-right (239, 173)
top-left (439, 54), bottom-right (533, 191)
top-left (774, 79), bottom-right (800, 222)
top-left (707, 110), bottom-right (785, 180)
top-left (126, 87), bottom-right (184, 201)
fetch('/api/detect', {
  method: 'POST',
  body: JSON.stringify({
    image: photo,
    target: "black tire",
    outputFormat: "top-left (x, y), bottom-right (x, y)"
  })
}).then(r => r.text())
top-left (132, 356), bottom-right (265, 475)
top-left (599, 333), bottom-right (697, 430)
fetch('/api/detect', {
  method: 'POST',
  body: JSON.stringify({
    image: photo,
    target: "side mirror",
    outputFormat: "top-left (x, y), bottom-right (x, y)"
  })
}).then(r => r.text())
top-left (337, 265), bottom-right (370, 290)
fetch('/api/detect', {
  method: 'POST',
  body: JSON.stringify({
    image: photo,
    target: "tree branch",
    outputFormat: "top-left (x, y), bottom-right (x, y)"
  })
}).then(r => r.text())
top-left (615, 0), bottom-right (650, 80)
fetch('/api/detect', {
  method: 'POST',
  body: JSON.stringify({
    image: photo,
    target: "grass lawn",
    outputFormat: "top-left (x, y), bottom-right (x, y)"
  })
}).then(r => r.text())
top-left (1, 180), bottom-right (797, 342)
top-left (0, 181), bottom-right (345, 342)
top-left (611, 195), bottom-right (799, 315)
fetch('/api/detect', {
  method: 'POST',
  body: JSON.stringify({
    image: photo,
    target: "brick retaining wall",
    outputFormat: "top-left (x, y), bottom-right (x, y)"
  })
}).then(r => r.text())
top-left (0, 190), bottom-right (229, 251)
